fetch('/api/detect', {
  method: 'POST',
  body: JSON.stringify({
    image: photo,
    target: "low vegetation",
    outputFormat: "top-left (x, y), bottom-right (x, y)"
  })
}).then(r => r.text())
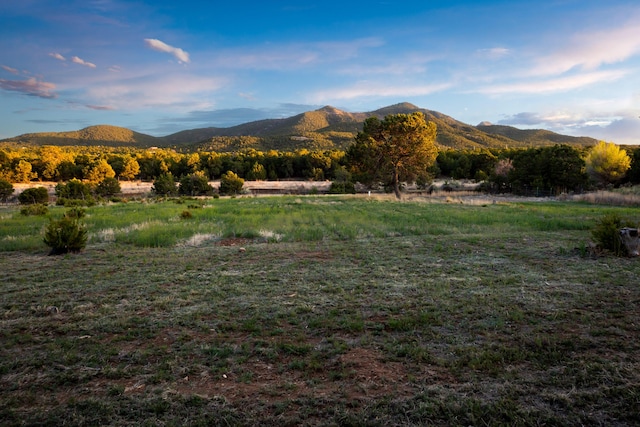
top-left (1, 195), bottom-right (639, 425)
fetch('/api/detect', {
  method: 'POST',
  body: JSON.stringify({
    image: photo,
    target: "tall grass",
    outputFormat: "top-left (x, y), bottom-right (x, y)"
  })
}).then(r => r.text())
top-left (1, 195), bottom-right (639, 252)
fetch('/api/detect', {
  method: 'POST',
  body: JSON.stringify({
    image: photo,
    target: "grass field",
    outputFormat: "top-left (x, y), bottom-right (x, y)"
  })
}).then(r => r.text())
top-left (1, 195), bottom-right (639, 426)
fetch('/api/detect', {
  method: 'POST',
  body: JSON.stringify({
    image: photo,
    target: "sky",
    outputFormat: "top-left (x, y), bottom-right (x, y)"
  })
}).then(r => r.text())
top-left (1, 0), bottom-right (640, 144)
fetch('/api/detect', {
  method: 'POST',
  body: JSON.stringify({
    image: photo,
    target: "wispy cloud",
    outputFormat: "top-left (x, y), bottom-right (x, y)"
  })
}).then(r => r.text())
top-left (49, 52), bottom-right (66, 61)
top-left (144, 38), bottom-right (190, 63)
top-left (1, 65), bottom-right (19, 75)
top-left (475, 47), bottom-right (511, 60)
top-left (475, 69), bottom-right (630, 95)
top-left (84, 73), bottom-right (224, 110)
top-left (530, 19), bottom-right (640, 76)
top-left (0, 77), bottom-right (57, 99)
top-left (71, 56), bottom-right (97, 68)
top-left (86, 104), bottom-right (115, 111)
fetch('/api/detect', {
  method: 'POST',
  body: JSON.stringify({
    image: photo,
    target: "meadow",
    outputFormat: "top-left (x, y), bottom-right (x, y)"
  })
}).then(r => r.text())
top-left (1, 195), bottom-right (639, 426)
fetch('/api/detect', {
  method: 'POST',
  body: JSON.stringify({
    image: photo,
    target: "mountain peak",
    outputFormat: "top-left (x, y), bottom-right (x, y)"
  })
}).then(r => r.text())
top-left (316, 105), bottom-right (348, 115)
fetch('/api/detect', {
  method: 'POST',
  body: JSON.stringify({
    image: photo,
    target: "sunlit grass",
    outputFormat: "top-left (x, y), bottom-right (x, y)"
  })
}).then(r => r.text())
top-left (2, 195), bottom-right (639, 252)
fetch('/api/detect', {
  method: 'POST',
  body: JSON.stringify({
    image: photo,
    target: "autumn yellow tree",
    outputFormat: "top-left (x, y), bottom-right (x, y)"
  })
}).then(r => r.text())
top-left (585, 141), bottom-right (631, 185)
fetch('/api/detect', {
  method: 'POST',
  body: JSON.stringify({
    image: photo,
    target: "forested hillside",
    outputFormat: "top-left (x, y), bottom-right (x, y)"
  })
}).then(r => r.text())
top-left (1, 103), bottom-right (598, 151)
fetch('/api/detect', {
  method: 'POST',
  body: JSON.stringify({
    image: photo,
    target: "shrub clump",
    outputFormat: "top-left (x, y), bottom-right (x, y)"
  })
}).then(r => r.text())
top-left (43, 211), bottom-right (88, 255)
top-left (20, 204), bottom-right (49, 216)
top-left (219, 171), bottom-right (244, 196)
top-left (0, 179), bottom-right (14, 202)
top-left (179, 172), bottom-right (214, 196)
top-left (152, 173), bottom-right (178, 196)
top-left (95, 177), bottom-right (121, 197)
top-left (591, 213), bottom-right (636, 256)
top-left (55, 179), bottom-right (95, 206)
top-left (18, 187), bottom-right (49, 205)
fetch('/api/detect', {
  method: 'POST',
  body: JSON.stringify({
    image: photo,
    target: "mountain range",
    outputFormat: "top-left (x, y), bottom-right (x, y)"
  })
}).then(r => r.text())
top-left (1, 103), bottom-right (598, 151)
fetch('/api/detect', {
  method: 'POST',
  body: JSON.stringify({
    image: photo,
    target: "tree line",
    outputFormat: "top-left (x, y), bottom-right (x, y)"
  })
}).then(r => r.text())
top-left (1, 113), bottom-right (638, 200)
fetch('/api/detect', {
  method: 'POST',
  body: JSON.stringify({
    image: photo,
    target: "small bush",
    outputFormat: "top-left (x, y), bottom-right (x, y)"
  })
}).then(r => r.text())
top-left (43, 216), bottom-right (88, 255)
top-left (591, 213), bottom-right (636, 256)
top-left (180, 210), bottom-right (193, 219)
top-left (55, 180), bottom-right (95, 206)
top-left (20, 204), bottom-right (49, 216)
top-left (219, 171), bottom-right (244, 196)
top-left (0, 179), bottom-right (14, 202)
top-left (55, 179), bottom-right (92, 200)
top-left (328, 181), bottom-right (356, 194)
top-left (18, 187), bottom-right (49, 205)
top-left (95, 177), bottom-right (121, 197)
top-left (65, 207), bottom-right (86, 219)
top-left (152, 173), bottom-right (178, 196)
top-left (179, 173), bottom-right (214, 196)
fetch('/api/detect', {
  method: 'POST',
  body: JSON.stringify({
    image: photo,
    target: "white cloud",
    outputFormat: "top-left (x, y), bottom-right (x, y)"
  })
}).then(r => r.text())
top-left (475, 47), bottom-right (510, 60)
top-left (530, 19), bottom-right (640, 76)
top-left (144, 38), bottom-right (190, 63)
top-left (84, 73), bottom-right (224, 110)
top-left (475, 69), bottom-right (630, 95)
top-left (49, 52), bottom-right (66, 61)
top-left (498, 109), bottom-right (640, 145)
top-left (0, 77), bottom-right (57, 99)
top-left (71, 56), bottom-right (97, 68)
top-left (1, 65), bottom-right (19, 75)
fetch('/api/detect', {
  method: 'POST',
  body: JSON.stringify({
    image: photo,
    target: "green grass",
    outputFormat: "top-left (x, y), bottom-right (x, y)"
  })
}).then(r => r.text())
top-left (1, 195), bottom-right (639, 425)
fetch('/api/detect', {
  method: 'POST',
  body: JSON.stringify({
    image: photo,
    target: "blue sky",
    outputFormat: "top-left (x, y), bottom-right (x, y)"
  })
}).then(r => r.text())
top-left (1, 0), bottom-right (640, 144)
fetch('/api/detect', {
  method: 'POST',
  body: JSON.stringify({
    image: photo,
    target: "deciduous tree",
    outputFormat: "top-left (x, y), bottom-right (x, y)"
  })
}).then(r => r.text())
top-left (585, 141), bottom-right (631, 185)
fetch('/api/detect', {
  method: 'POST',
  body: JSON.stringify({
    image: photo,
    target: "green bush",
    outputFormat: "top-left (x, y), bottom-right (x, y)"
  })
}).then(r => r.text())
top-left (328, 181), bottom-right (356, 194)
top-left (95, 177), bottom-right (121, 197)
top-left (152, 173), bottom-right (178, 196)
top-left (20, 204), bottom-right (49, 216)
top-left (0, 179), bottom-right (14, 202)
top-left (591, 213), bottom-right (635, 256)
top-left (65, 207), bottom-right (86, 219)
top-left (55, 179), bottom-right (95, 206)
top-left (43, 215), bottom-right (88, 255)
top-left (55, 179), bottom-right (92, 200)
top-left (180, 210), bottom-right (193, 219)
top-left (179, 173), bottom-right (214, 196)
top-left (18, 187), bottom-right (49, 205)
top-left (219, 171), bottom-right (244, 196)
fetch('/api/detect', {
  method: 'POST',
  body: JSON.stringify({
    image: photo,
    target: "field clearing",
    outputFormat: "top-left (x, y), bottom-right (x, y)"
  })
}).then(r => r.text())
top-left (1, 196), bottom-right (639, 425)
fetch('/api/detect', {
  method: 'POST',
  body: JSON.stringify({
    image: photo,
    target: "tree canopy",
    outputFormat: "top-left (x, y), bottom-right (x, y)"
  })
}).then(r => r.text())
top-left (347, 112), bottom-right (438, 199)
top-left (585, 141), bottom-right (631, 185)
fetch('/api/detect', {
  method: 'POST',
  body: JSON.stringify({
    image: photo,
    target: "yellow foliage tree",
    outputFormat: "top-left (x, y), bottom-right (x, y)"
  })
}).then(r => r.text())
top-left (85, 159), bottom-right (116, 183)
top-left (585, 141), bottom-right (631, 185)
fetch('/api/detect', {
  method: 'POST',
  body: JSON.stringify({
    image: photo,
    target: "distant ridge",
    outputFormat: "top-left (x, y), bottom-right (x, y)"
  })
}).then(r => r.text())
top-left (6, 125), bottom-right (160, 147)
top-left (1, 103), bottom-right (599, 150)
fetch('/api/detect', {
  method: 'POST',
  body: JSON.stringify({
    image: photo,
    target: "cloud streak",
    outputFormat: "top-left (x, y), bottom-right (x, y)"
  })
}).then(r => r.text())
top-left (144, 38), bottom-right (190, 63)
top-left (71, 56), bottom-right (97, 68)
top-left (530, 19), bottom-right (640, 76)
top-left (49, 52), bottom-right (66, 61)
top-left (1, 65), bottom-right (19, 75)
top-left (0, 77), bottom-right (57, 99)
top-left (475, 70), bottom-right (630, 95)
